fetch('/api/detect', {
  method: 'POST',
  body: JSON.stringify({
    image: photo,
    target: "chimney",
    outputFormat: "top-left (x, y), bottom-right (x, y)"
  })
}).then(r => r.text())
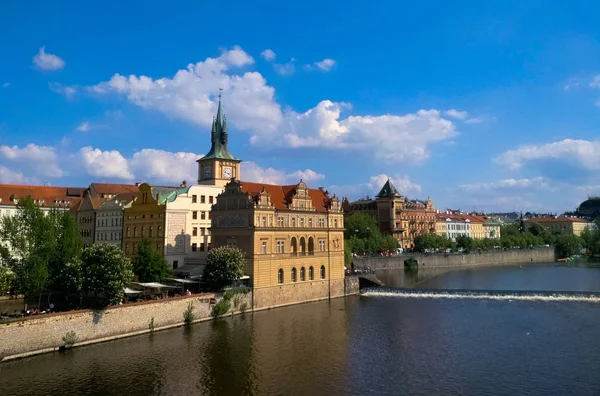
top-left (135, 182), bottom-right (141, 187)
top-left (181, 180), bottom-right (187, 188)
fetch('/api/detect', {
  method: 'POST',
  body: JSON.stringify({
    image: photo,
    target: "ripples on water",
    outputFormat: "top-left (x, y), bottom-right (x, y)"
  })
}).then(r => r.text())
top-left (2, 263), bottom-right (600, 396)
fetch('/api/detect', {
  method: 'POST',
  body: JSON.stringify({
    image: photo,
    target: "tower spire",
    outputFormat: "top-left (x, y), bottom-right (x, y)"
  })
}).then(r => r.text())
top-left (201, 90), bottom-right (238, 161)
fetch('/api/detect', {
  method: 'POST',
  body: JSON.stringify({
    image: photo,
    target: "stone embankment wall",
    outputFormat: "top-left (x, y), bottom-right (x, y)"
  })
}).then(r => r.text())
top-left (355, 248), bottom-right (555, 270)
top-left (0, 293), bottom-right (251, 361)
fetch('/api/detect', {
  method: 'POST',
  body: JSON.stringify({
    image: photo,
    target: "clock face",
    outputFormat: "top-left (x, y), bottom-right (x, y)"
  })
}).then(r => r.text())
top-left (203, 167), bottom-right (211, 179)
top-left (223, 167), bottom-right (232, 178)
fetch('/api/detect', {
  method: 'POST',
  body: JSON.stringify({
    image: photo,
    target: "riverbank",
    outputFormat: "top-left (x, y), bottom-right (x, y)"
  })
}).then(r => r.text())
top-left (0, 277), bottom-right (360, 362)
top-left (354, 247), bottom-right (555, 270)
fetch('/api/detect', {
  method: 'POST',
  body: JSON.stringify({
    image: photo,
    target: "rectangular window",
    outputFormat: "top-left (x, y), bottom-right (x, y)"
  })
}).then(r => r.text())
top-left (200, 243), bottom-right (205, 251)
top-left (192, 195), bottom-right (197, 203)
top-left (193, 211), bottom-right (198, 220)
top-left (209, 196), bottom-right (214, 204)
top-left (156, 244), bottom-right (161, 252)
top-left (201, 195), bottom-right (206, 203)
top-left (201, 228), bottom-right (205, 236)
top-left (201, 211), bottom-right (206, 220)
top-left (261, 241), bottom-right (267, 254)
top-left (193, 227), bottom-right (198, 236)
top-left (262, 216), bottom-right (266, 227)
top-left (192, 243), bottom-right (197, 252)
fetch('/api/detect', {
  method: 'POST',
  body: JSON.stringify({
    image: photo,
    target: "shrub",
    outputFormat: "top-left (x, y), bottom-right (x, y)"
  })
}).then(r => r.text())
top-left (404, 257), bottom-right (418, 270)
top-left (211, 299), bottom-right (231, 319)
top-left (149, 317), bottom-right (155, 332)
top-left (62, 330), bottom-right (77, 347)
top-left (202, 246), bottom-right (246, 290)
top-left (183, 302), bottom-right (195, 325)
top-left (223, 287), bottom-right (251, 301)
top-left (239, 302), bottom-right (248, 314)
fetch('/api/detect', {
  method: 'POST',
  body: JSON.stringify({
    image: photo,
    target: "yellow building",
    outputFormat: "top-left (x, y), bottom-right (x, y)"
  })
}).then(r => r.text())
top-left (525, 217), bottom-right (591, 236)
top-left (210, 179), bottom-right (345, 309)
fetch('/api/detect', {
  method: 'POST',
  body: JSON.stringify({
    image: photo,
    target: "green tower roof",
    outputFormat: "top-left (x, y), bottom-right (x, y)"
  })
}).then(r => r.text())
top-left (202, 94), bottom-right (240, 161)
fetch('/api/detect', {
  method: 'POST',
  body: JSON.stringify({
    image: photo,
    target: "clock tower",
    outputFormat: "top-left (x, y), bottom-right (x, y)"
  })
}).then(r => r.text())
top-left (197, 94), bottom-right (242, 187)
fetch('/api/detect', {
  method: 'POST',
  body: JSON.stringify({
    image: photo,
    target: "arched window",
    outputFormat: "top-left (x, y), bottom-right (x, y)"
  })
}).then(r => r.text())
top-left (134, 227), bottom-right (138, 238)
top-left (308, 218), bottom-right (313, 227)
top-left (320, 265), bottom-right (326, 279)
top-left (291, 267), bottom-right (297, 282)
top-left (291, 217), bottom-right (296, 227)
top-left (308, 237), bottom-right (314, 255)
top-left (278, 268), bottom-right (284, 284)
top-left (158, 226), bottom-right (162, 237)
top-left (300, 267), bottom-right (306, 281)
top-left (149, 226), bottom-right (153, 237)
top-left (309, 266), bottom-right (314, 280)
top-left (299, 237), bottom-right (306, 255)
top-left (291, 237), bottom-right (297, 255)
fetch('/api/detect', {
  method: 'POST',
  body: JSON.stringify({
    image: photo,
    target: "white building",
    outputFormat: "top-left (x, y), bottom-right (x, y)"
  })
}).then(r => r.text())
top-left (436, 213), bottom-right (471, 242)
top-left (95, 194), bottom-right (135, 246)
top-left (163, 184), bottom-right (224, 269)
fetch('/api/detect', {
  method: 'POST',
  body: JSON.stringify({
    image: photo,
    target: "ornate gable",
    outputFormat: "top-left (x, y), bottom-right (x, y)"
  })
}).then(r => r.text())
top-left (213, 180), bottom-right (253, 210)
top-left (288, 180), bottom-right (316, 211)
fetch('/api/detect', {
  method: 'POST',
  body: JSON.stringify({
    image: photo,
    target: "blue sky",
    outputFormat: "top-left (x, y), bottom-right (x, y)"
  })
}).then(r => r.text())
top-left (1, 0), bottom-right (600, 213)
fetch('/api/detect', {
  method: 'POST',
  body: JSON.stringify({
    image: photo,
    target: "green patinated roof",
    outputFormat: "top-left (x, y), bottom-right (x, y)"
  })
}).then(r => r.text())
top-left (202, 97), bottom-right (240, 161)
top-left (376, 179), bottom-right (401, 198)
top-left (151, 186), bottom-right (190, 205)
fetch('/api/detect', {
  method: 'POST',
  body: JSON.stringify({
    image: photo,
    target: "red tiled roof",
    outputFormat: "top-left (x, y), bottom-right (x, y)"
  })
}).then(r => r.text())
top-left (0, 184), bottom-right (84, 208)
top-left (525, 217), bottom-right (590, 224)
top-left (239, 181), bottom-right (332, 212)
top-left (89, 183), bottom-right (138, 197)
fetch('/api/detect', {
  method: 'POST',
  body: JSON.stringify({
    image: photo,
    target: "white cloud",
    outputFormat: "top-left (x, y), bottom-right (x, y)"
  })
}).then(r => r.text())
top-left (444, 109), bottom-right (468, 120)
top-left (88, 46), bottom-right (458, 163)
top-left (0, 144), bottom-right (63, 177)
top-left (1, 82), bottom-right (9, 89)
top-left (0, 165), bottom-right (31, 184)
top-left (590, 75), bottom-right (600, 88)
top-left (329, 173), bottom-right (422, 201)
top-left (89, 46), bottom-right (282, 134)
top-left (32, 46), bottom-right (66, 71)
top-left (75, 121), bottom-right (90, 132)
top-left (129, 149), bottom-right (201, 184)
top-left (458, 177), bottom-right (551, 192)
top-left (313, 58), bottom-right (336, 72)
top-left (241, 162), bottom-right (325, 185)
top-left (273, 58), bottom-right (296, 76)
top-left (49, 82), bottom-right (76, 97)
top-left (77, 147), bottom-right (133, 180)
top-left (564, 81), bottom-right (580, 90)
top-left (260, 49), bottom-right (276, 61)
top-left (464, 117), bottom-right (484, 124)
top-left (495, 139), bottom-right (600, 171)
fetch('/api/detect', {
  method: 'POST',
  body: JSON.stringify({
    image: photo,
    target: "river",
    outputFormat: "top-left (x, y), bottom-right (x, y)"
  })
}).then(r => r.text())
top-left (1, 262), bottom-right (600, 395)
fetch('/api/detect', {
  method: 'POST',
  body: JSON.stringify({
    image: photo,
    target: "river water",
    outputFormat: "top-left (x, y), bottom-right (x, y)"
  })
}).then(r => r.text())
top-left (1, 262), bottom-right (600, 396)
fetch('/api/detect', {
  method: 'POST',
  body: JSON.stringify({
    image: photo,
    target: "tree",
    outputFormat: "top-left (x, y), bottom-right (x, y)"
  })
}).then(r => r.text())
top-left (0, 197), bottom-right (54, 307)
top-left (455, 235), bottom-right (475, 251)
top-left (47, 210), bottom-right (83, 296)
top-left (132, 238), bottom-right (171, 282)
top-left (0, 247), bottom-right (15, 295)
top-left (202, 246), bottom-right (246, 290)
top-left (554, 233), bottom-right (583, 258)
top-left (344, 213), bottom-right (399, 254)
top-left (81, 244), bottom-right (133, 306)
top-left (413, 233), bottom-right (454, 252)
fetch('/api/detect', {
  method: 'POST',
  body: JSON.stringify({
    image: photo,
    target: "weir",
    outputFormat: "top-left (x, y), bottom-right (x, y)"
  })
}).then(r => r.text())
top-left (361, 287), bottom-right (600, 303)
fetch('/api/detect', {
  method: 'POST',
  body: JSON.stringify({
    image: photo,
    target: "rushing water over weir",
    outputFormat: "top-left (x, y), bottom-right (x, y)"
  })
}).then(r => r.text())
top-left (362, 287), bottom-right (600, 303)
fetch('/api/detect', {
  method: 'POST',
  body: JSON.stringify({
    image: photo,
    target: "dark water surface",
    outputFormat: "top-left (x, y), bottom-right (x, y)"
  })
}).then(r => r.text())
top-left (2, 262), bottom-right (600, 396)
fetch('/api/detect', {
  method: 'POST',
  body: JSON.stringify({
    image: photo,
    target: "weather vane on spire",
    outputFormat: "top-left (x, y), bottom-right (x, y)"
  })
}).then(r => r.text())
top-left (218, 87), bottom-right (223, 100)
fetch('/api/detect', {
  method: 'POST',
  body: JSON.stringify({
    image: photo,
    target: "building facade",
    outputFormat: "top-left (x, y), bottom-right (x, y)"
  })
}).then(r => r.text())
top-left (211, 179), bottom-right (346, 309)
top-left (94, 194), bottom-right (135, 246)
top-left (435, 213), bottom-right (471, 241)
top-left (348, 179), bottom-right (436, 249)
top-left (525, 217), bottom-right (591, 236)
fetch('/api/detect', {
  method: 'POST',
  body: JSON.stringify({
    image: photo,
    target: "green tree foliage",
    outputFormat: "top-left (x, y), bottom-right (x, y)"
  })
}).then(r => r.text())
top-left (554, 233), bottom-right (583, 258)
top-left (455, 235), bottom-right (476, 251)
top-left (344, 213), bottom-right (398, 256)
top-left (0, 246), bottom-right (15, 295)
top-left (580, 219), bottom-right (600, 256)
top-left (47, 209), bottom-right (83, 295)
top-left (202, 246), bottom-right (246, 290)
top-left (132, 238), bottom-right (171, 282)
top-left (413, 233), bottom-right (455, 252)
top-left (81, 244), bottom-right (133, 306)
top-left (0, 197), bottom-right (53, 305)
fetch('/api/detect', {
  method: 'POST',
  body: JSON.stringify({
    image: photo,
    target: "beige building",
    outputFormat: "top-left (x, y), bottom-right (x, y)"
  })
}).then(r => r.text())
top-left (211, 179), bottom-right (345, 309)
top-left (525, 217), bottom-right (591, 236)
